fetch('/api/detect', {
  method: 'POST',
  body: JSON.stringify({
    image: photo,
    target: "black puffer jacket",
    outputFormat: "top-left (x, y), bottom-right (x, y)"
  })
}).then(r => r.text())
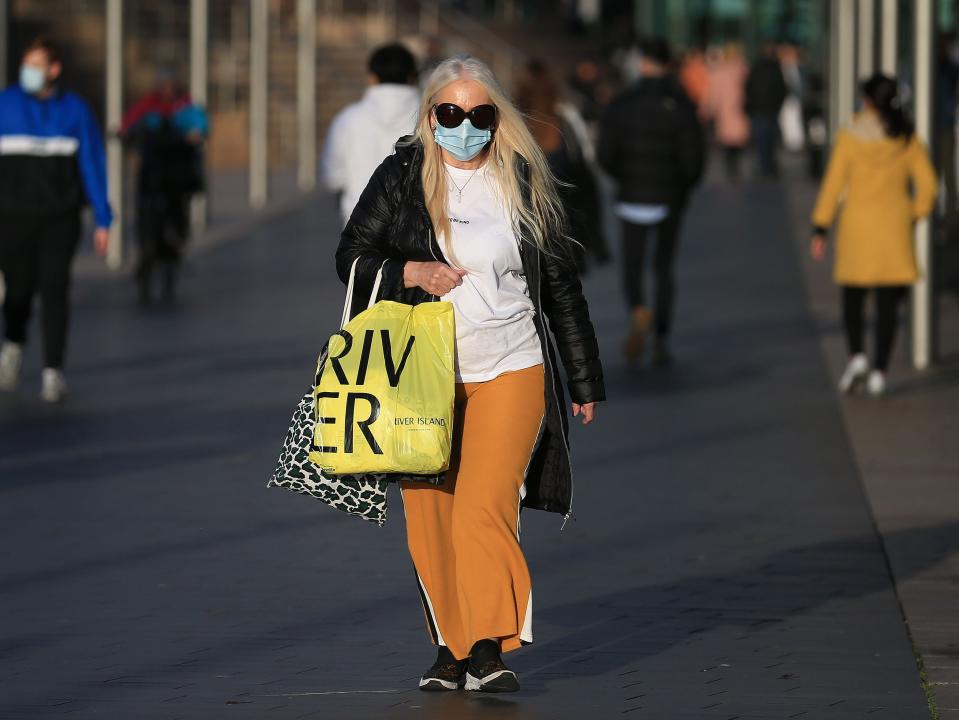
top-left (745, 57), bottom-right (787, 117)
top-left (335, 139), bottom-right (605, 517)
top-left (598, 75), bottom-right (704, 206)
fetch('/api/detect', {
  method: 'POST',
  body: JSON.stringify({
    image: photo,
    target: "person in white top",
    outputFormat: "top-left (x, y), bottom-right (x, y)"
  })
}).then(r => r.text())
top-left (337, 56), bottom-right (605, 695)
top-left (320, 44), bottom-right (420, 225)
top-left (440, 161), bottom-right (543, 382)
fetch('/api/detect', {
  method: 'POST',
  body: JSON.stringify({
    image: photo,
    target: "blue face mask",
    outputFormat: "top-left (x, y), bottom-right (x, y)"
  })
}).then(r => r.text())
top-left (433, 119), bottom-right (492, 162)
top-left (20, 65), bottom-right (47, 95)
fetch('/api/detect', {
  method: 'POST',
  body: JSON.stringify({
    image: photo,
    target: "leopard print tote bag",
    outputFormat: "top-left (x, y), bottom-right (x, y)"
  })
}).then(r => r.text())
top-left (268, 388), bottom-right (390, 526)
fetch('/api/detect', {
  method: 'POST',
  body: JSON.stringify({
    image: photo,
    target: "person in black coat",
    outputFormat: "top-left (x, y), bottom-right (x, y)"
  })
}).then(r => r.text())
top-left (745, 41), bottom-right (787, 177)
top-left (598, 36), bottom-right (704, 366)
top-left (120, 71), bottom-right (207, 305)
top-left (336, 55), bottom-right (604, 694)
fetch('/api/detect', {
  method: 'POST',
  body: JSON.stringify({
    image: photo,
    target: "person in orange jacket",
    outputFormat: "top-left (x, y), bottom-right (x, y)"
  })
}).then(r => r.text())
top-left (811, 74), bottom-right (937, 396)
top-left (702, 43), bottom-right (750, 180)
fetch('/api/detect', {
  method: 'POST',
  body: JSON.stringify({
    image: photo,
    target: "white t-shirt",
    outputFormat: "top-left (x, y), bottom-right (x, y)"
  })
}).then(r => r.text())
top-left (615, 202), bottom-right (669, 225)
top-left (440, 162), bottom-right (544, 383)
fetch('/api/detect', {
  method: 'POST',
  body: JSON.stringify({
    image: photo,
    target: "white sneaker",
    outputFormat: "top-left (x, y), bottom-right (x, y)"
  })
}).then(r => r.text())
top-left (838, 353), bottom-right (869, 394)
top-left (0, 341), bottom-right (23, 390)
top-left (41, 368), bottom-right (68, 403)
top-left (866, 370), bottom-right (886, 397)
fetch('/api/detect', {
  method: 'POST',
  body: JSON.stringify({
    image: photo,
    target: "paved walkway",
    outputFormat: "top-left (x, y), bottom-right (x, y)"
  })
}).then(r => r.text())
top-left (0, 170), bottom-right (941, 719)
top-left (785, 169), bottom-right (959, 719)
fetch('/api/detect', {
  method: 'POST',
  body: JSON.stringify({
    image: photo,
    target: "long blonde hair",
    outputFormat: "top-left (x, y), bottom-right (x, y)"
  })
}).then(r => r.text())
top-left (404, 56), bottom-right (569, 260)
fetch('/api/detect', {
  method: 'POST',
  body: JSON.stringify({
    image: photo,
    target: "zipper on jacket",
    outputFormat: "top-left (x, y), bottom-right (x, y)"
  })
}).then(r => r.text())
top-left (428, 225), bottom-right (441, 263)
top-left (427, 225), bottom-right (444, 302)
top-left (533, 249), bottom-right (575, 529)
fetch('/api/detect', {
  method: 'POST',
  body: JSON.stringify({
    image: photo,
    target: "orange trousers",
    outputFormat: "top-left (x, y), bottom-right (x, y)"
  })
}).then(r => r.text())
top-left (401, 364), bottom-right (545, 661)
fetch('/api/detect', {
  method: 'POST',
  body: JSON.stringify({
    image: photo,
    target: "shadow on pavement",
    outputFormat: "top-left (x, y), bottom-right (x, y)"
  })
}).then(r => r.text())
top-left (4, 521), bottom-right (953, 717)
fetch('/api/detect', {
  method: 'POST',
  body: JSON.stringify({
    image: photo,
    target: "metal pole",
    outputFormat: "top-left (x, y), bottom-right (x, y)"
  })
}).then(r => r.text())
top-left (830, 0), bottom-right (856, 141)
top-left (857, 0), bottom-right (875, 79)
top-left (383, 0), bottom-right (397, 39)
top-left (106, 0), bottom-right (123, 269)
top-left (495, 56), bottom-right (512, 98)
top-left (190, 0), bottom-right (209, 234)
top-left (249, 0), bottom-right (268, 208)
top-left (420, 1), bottom-right (439, 36)
top-left (881, 0), bottom-right (897, 75)
top-left (912, 0), bottom-right (934, 369)
top-left (297, 0), bottom-right (316, 192)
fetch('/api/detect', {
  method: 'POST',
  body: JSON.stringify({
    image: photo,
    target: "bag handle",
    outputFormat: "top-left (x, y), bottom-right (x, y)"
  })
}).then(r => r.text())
top-left (340, 258), bottom-right (386, 329)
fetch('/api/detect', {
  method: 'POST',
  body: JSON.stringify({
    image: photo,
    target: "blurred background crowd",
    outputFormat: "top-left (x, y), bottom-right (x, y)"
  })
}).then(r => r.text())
top-left (1, 0), bottom-right (959, 382)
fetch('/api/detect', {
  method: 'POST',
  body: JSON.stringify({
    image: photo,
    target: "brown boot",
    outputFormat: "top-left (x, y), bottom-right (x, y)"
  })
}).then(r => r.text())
top-left (624, 307), bottom-right (653, 364)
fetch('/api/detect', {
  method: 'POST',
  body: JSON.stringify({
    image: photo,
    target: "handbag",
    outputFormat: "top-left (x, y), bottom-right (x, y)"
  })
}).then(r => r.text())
top-left (310, 261), bottom-right (455, 476)
top-left (267, 261), bottom-right (393, 525)
top-left (267, 259), bottom-right (450, 524)
top-left (779, 95), bottom-right (805, 152)
top-left (268, 389), bottom-right (390, 525)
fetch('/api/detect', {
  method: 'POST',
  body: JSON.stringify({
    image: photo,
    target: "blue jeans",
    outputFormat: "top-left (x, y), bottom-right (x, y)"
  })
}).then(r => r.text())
top-left (751, 114), bottom-right (779, 176)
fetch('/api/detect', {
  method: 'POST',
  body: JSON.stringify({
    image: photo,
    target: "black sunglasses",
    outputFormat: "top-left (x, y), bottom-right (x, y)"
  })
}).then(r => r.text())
top-left (433, 103), bottom-right (497, 131)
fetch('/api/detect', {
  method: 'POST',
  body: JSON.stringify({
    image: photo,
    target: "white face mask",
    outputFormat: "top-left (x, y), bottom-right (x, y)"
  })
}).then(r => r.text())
top-left (19, 65), bottom-right (47, 95)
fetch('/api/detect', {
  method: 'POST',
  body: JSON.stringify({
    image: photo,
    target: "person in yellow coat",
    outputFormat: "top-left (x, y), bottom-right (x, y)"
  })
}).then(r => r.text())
top-left (811, 74), bottom-right (937, 396)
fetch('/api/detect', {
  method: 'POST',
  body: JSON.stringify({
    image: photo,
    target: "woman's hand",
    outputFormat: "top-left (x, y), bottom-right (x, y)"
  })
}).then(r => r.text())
top-left (572, 402), bottom-right (596, 426)
top-left (810, 233), bottom-right (827, 262)
top-left (404, 261), bottom-right (466, 295)
top-left (94, 228), bottom-right (110, 257)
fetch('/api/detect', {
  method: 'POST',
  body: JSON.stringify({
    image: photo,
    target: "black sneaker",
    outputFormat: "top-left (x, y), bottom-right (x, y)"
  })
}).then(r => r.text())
top-left (419, 646), bottom-right (468, 692)
top-left (464, 640), bottom-right (520, 693)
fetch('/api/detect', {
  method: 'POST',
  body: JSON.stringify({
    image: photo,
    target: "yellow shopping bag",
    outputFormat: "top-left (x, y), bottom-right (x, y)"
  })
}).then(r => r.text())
top-left (309, 261), bottom-right (455, 475)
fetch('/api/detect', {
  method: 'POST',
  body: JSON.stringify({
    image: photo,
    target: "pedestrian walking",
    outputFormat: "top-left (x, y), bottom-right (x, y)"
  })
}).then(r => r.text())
top-left (745, 40), bottom-right (787, 177)
top-left (777, 42), bottom-right (805, 154)
top-left (598, 36), bottom-right (705, 367)
top-left (336, 55), bottom-right (605, 692)
top-left (515, 59), bottom-right (608, 270)
top-left (703, 42), bottom-right (750, 180)
top-left (811, 74), bottom-right (937, 397)
top-left (0, 36), bottom-right (112, 402)
top-left (121, 69), bottom-right (208, 304)
top-left (320, 43), bottom-right (419, 225)
top-left (802, 72), bottom-right (828, 179)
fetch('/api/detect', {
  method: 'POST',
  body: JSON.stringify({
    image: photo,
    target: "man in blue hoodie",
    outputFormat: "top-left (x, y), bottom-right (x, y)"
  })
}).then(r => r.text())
top-left (0, 36), bottom-right (112, 402)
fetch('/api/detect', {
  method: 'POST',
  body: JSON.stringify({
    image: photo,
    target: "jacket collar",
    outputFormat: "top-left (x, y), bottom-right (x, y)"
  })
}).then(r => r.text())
top-left (847, 109), bottom-right (886, 141)
top-left (393, 136), bottom-right (422, 162)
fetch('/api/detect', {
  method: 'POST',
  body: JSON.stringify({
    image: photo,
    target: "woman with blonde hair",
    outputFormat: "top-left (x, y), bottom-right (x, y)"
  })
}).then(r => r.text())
top-left (337, 56), bottom-right (605, 692)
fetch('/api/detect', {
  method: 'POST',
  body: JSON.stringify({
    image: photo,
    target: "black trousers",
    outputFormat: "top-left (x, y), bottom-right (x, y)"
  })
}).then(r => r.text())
top-left (621, 212), bottom-right (682, 339)
top-left (723, 145), bottom-right (743, 180)
top-left (0, 212), bottom-right (81, 369)
top-left (136, 190), bottom-right (189, 288)
top-left (841, 285), bottom-right (907, 372)
top-left (751, 114), bottom-right (780, 176)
